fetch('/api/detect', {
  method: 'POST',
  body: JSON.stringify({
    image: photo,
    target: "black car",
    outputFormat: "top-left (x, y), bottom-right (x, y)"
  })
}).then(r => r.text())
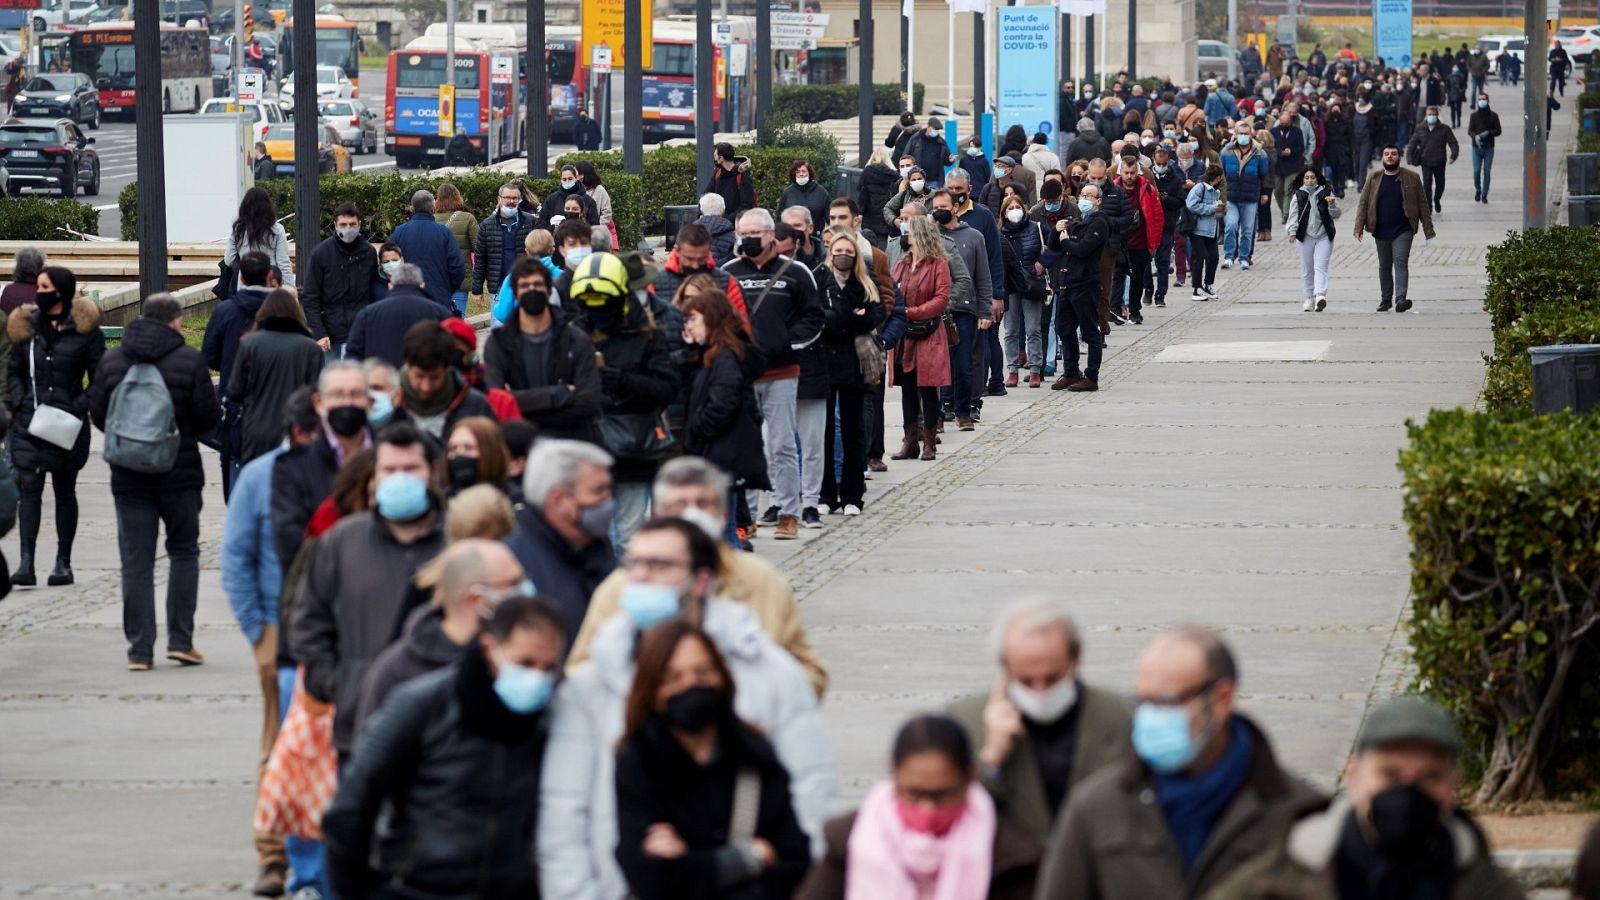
top-left (12, 73), bottom-right (101, 130)
top-left (0, 119), bottom-right (100, 197)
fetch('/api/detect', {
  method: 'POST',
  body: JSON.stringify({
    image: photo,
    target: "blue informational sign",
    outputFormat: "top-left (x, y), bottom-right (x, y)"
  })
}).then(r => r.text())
top-left (1372, 0), bottom-right (1414, 70)
top-left (996, 8), bottom-right (1059, 154)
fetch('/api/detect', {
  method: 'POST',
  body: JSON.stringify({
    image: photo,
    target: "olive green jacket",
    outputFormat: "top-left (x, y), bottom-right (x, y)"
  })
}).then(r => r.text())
top-left (1199, 796), bottom-right (1526, 900)
top-left (947, 682), bottom-right (1132, 843)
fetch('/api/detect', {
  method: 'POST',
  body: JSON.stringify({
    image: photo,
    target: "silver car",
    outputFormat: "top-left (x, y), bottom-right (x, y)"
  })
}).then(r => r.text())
top-left (318, 98), bottom-right (379, 155)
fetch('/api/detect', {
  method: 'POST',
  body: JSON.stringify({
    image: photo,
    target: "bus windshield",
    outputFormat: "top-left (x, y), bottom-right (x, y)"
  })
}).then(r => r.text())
top-left (649, 42), bottom-right (694, 76)
top-left (282, 23), bottom-right (359, 79)
top-left (72, 42), bottom-right (135, 88)
top-left (395, 53), bottom-right (480, 90)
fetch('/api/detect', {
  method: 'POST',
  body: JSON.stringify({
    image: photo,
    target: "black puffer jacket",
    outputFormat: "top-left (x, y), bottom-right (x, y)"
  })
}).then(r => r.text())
top-left (323, 649), bottom-right (548, 900)
top-left (857, 162), bottom-right (899, 238)
top-left (226, 318), bottom-right (325, 464)
top-left (685, 338), bottom-right (769, 490)
top-left (89, 316), bottom-right (221, 496)
top-left (778, 178), bottom-right (833, 237)
top-left (473, 211), bottom-right (540, 296)
top-left (5, 297), bottom-right (104, 472)
top-left (805, 265), bottom-right (884, 393)
top-left (301, 234), bottom-right (378, 344)
top-left (482, 313), bottom-right (604, 445)
top-left (697, 215), bottom-right (738, 266)
top-left (571, 300), bottom-right (679, 483)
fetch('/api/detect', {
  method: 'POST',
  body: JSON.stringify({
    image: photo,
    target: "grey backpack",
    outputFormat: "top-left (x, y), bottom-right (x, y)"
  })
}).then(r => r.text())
top-left (103, 363), bottom-right (178, 474)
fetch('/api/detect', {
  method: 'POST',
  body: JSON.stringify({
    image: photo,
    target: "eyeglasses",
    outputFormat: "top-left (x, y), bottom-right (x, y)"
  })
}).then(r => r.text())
top-left (1140, 676), bottom-right (1221, 708)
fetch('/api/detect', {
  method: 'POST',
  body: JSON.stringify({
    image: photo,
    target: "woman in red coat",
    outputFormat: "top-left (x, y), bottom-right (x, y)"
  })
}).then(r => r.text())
top-left (887, 215), bottom-right (952, 461)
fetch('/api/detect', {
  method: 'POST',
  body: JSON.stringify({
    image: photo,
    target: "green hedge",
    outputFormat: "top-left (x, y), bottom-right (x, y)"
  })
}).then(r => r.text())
top-left (1576, 90), bottom-right (1600, 114)
top-left (771, 82), bottom-right (927, 121)
top-left (0, 197), bottom-right (99, 240)
top-left (1482, 226), bottom-right (1600, 332)
top-left (558, 126), bottom-right (842, 230)
top-left (1482, 302), bottom-right (1600, 411)
top-left (1400, 407), bottom-right (1600, 804)
top-left (121, 168), bottom-right (644, 252)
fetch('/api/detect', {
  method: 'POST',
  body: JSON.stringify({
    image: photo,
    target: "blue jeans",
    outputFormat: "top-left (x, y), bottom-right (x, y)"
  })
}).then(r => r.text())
top-left (1472, 145), bottom-right (1495, 197)
top-left (1223, 200), bottom-right (1258, 263)
top-left (276, 667), bottom-right (330, 896)
top-left (610, 482), bottom-right (651, 557)
top-left (451, 290), bottom-right (469, 317)
top-left (948, 311), bottom-right (978, 416)
top-left (1043, 297), bottom-right (1060, 372)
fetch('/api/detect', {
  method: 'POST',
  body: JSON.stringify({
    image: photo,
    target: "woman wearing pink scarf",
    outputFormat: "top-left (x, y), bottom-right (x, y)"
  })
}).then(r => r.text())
top-left (796, 716), bottom-right (1042, 900)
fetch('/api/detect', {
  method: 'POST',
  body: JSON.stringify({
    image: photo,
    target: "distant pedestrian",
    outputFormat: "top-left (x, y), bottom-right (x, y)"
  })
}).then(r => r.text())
top-left (0, 245), bottom-right (42, 317)
top-left (1354, 144), bottom-right (1435, 313)
top-left (1220, 123), bottom-right (1267, 269)
top-left (1286, 168), bottom-right (1340, 312)
top-left (540, 164), bottom-right (602, 227)
top-left (433, 181), bottom-right (479, 317)
top-left (694, 193), bottom-right (738, 264)
top-left (857, 146), bottom-right (900, 244)
top-left (252, 142), bottom-right (278, 181)
top-left (1468, 92), bottom-right (1502, 203)
top-left (888, 215), bottom-right (953, 461)
top-left (226, 287), bottom-right (324, 465)
top-left (300, 202), bottom-right (379, 357)
top-left (1404, 105), bottom-right (1458, 213)
top-left (573, 107), bottom-right (603, 151)
top-left (90, 295), bottom-right (221, 671)
top-left (705, 143), bottom-right (757, 223)
top-left (345, 263), bottom-right (448, 369)
top-left (1183, 163), bottom-right (1225, 300)
top-left (574, 160), bottom-right (616, 230)
top-left (443, 124), bottom-right (476, 167)
top-left (1047, 183), bottom-right (1109, 391)
top-left (224, 187), bottom-right (294, 289)
top-left (1550, 41), bottom-right (1572, 96)
top-left (905, 117), bottom-right (955, 188)
top-left (390, 190), bottom-right (465, 313)
top-left (473, 182), bottom-right (538, 311)
top-left (778, 160), bottom-right (833, 242)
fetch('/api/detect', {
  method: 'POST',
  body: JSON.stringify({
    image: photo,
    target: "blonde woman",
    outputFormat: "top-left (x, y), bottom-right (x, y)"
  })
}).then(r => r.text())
top-left (811, 229), bottom-right (886, 514)
top-left (888, 215), bottom-right (951, 461)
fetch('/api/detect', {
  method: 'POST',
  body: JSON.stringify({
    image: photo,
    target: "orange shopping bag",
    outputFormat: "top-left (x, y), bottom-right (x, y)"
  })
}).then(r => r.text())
top-left (253, 668), bottom-right (338, 840)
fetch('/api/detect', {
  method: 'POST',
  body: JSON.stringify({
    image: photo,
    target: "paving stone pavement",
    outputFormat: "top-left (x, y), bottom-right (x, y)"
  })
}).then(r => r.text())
top-left (0, 81), bottom-right (1567, 895)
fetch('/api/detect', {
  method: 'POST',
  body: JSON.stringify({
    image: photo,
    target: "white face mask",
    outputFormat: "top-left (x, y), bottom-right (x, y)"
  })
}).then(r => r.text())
top-left (899, 165), bottom-right (912, 177)
top-left (1005, 208), bottom-right (1025, 224)
top-left (794, 175), bottom-right (810, 186)
top-left (909, 179), bottom-right (926, 192)
top-left (1008, 678), bottom-right (1079, 723)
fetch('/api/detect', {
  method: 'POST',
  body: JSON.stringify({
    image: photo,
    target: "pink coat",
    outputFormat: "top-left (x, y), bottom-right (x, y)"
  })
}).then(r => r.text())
top-left (887, 255), bottom-right (952, 388)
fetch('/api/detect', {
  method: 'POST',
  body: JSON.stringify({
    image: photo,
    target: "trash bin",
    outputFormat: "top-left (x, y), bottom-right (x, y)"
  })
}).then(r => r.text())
top-left (835, 166), bottom-right (863, 202)
top-left (1568, 195), bottom-right (1600, 226)
top-left (1569, 153), bottom-right (1599, 196)
top-left (1585, 108), bottom-right (1600, 135)
top-left (661, 205), bottom-right (699, 251)
top-left (1530, 343), bottom-right (1600, 413)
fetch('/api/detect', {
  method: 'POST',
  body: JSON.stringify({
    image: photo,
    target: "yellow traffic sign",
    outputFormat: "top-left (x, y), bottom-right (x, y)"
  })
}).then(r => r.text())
top-left (582, 0), bottom-right (653, 70)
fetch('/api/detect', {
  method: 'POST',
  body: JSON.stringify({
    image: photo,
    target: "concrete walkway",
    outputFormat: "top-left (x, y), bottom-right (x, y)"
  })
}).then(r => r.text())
top-left (0, 80), bottom-right (1559, 894)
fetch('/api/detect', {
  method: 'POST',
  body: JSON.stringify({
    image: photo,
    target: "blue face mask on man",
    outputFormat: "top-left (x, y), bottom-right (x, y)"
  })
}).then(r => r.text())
top-left (620, 581), bottom-right (681, 630)
top-left (1078, 198), bottom-right (1095, 215)
top-left (493, 660), bottom-right (556, 714)
top-left (374, 472), bottom-right (430, 522)
top-left (1132, 703), bottom-right (1204, 773)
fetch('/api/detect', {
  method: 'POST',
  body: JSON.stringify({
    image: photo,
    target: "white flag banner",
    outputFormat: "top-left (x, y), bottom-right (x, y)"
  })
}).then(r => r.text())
top-left (1058, 0), bottom-right (1105, 14)
top-left (947, 0), bottom-right (987, 13)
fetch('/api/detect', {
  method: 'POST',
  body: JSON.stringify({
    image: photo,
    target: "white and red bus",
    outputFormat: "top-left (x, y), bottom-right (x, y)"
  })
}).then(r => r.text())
top-left (384, 37), bottom-right (524, 168)
top-left (68, 21), bottom-right (213, 117)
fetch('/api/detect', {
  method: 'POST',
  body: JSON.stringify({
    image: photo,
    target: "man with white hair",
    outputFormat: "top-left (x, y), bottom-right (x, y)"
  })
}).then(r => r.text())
top-left (693, 191), bottom-right (737, 264)
top-left (947, 596), bottom-right (1132, 842)
top-left (390, 188), bottom-right (465, 312)
top-left (504, 439), bottom-right (617, 643)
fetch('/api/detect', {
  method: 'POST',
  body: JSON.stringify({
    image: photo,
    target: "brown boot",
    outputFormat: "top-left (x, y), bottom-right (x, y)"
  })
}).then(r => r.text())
top-left (890, 426), bottom-right (920, 460)
top-left (919, 426), bottom-right (938, 460)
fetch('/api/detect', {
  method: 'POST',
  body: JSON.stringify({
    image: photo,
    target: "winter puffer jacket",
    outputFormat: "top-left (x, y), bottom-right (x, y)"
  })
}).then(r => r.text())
top-left (696, 214), bottom-right (738, 266)
top-left (857, 162), bottom-right (900, 237)
top-left (88, 316), bottom-right (221, 496)
top-left (778, 179), bottom-right (834, 237)
top-left (473, 210), bottom-right (539, 297)
top-left (5, 297), bottom-right (104, 472)
top-left (226, 318), bottom-right (324, 464)
top-left (301, 234), bottom-right (378, 344)
top-left (685, 338), bottom-right (770, 491)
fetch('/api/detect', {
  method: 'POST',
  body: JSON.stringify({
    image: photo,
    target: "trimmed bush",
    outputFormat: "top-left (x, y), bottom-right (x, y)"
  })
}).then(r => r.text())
top-left (121, 168), bottom-right (644, 252)
top-left (1482, 302), bottom-right (1600, 411)
top-left (0, 197), bottom-right (99, 240)
top-left (771, 82), bottom-right (927, 121)
top-left (1400, 407), bottom-right (1600, 804)
top-left (1483, 226), bottom-right (1600, 332)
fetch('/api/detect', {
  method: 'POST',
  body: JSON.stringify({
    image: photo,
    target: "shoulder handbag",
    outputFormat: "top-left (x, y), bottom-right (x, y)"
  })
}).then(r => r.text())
top-left (25, 339), bottom-right (85, 450)
top-left (728, 768), bottom-right (762, 845)
top-left (599, 409), bottom-right (677, 462)
top-left (1177, 203), bottom-right (1199, 235)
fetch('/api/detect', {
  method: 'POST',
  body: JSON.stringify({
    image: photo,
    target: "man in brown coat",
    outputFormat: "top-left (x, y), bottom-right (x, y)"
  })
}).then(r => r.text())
top-left (1354, 144), bottom-right (1436, 313)
top-left (948, 597), bottom-right (1131, 843)
top-left (1033, 625), bottom-right (1322, 900)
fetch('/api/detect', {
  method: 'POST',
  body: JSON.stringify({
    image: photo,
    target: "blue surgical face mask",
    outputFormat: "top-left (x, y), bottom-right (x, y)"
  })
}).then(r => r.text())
top-left (368, 389), bottom-right (394, 426)
top-left (499, 203), bottom-right (518, 218)
top-left (1077, 198), bottom-right (1095, 215)
top-left (620, 581), bottom-right (681, 630)
top-left (374, 472), bottom-right (431, 522)
top-left (564, 246), bottom-right (592, 267)
top-left (1236, 134), bottom-right (1252, 146)
top-left (1044, 201), bottom-right (1062, 212)
top-left (493, 660), bottom-right (555, 714)
top-left (1132, 703), bottom-right (1202, 773)
top-left (1426, 114), bottom-right (1439, 124)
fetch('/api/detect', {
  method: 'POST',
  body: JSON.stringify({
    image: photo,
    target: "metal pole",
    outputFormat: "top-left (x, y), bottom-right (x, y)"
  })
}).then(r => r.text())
top-left (1525, 0), bottom-right (1547, 228)
top-left (973, 11), bottom-right (984, 117)
top-left (696, 0), bottom-right (713, 190)
top-left (1127, 0), bottom-right (1136, 80)
top-left (946, 6), bottom-right (954, 111)
top-left (134, 0), bottom-right (167, 297)
top-left (624, 0), bottom-right (642, 173)
top-left (1085, 14), bottom-right (1094, 85)
top-left (233, 0), bottom-right (245, 75)
top-left (528, 0), bottom-right (546, 176)
top-left (901, 9), bottom-right (909, 108)
top-left (1062, 13), bottom-right (1070, 98)
top-left (859, 0), bottom-right (874, 166)
top-left (292, 0), bottom-right (318, 267)
top-left (446, 0), bottom-right (456, 83)
top-left (757, 0), bottom-right (772, 142)
top-left (1227, 0), bottom-right (1237, 85)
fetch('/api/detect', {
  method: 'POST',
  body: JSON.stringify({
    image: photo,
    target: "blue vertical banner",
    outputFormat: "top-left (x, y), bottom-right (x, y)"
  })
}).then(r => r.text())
top-left (996, 7), bottom-right (1059, 149)
top-left (1372, 0), bottom-right (1413, 70)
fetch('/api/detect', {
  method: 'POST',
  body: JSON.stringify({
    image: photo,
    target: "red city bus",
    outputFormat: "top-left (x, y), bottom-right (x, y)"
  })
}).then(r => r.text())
top-left (384, 39), bottom-right (523, 168)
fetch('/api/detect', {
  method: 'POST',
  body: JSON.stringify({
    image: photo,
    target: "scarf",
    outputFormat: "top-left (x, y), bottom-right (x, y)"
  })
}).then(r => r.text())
top-left (845, 781), bottom-right (995, 900)
top-left (1153, 716), bottom-right (1254, 873)
top-left (402, 367), bottom-right (461, 417)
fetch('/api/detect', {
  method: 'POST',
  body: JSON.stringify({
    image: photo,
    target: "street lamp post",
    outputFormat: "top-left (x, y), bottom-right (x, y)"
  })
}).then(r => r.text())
top-left (528, 0), bottom-right (547, 176)
top-left (292, 0), bottom-right (318, 263)
top-left (134, 0), bottom-right (167, 297)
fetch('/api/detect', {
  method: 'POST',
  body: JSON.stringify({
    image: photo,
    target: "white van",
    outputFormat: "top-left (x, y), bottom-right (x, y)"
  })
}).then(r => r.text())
top-left (1476, 34), bottom-right (1526, 74)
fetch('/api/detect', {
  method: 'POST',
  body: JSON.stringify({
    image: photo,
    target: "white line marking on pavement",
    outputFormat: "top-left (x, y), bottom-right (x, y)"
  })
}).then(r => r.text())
top-left (92, 203), bottom-right (118, 211)
top-left (353, 161), bottom-right (394, 171)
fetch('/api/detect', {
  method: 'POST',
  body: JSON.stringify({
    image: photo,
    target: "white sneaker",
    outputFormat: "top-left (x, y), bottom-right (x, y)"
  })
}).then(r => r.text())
top-left (1240, 259), bottom-right (1252, 271)
top-left (1220, 258), bottom-right (1233, 269)
top-left (1192, 288), bottom-right (1208, 301)
top-left (842, 504), bottom-right (862, 517)
top-left (1302, 299), bottom-right (1314, 312)
top-left (1315, 294), bottom-right (1327, 311)
top-left (1203, 285), bottom-right (1219, 299)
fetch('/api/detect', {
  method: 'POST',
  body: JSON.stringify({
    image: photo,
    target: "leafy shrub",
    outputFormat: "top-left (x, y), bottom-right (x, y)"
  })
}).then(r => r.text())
top-left (1577, 90), bottom-right (1600, 114)
top-left (0, 197), bottom-right (98, 240)
top-left (1482, 302), bottom-right (1600, 411)
top-left (121, 168), bottom-right (644, 252)
top-left (771, 82), bottom-right (927, 121)
top-left (1400, 407), bottom-right (1600, 804)
top-left (1482, 226), bottom-right (1600, 332)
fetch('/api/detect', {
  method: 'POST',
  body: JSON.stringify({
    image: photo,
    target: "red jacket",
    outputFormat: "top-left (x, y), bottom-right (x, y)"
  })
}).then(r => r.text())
top-left (1125, 177), bottom-right (1165, 251)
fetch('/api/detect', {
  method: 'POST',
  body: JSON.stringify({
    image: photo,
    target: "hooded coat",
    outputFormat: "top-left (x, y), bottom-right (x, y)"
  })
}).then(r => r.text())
top-left (857, 161), bottom-right (901, 239)
top-left (6, 297), bottom-right (104, 472)
top-left (352, 603), bottom-right (465, 736)
top-left (1066, 125), bottom-right (1112, 166)
top-left (201, 285), bottom-right (269, 395)
top-left (695, 214), bottom-right (738, 266)
top-left (685, 336), bottom-right (769, 490)
top-left (89, 316), bottom-right (221, 496)
top-left (226, 317), bottom-right (324, 464)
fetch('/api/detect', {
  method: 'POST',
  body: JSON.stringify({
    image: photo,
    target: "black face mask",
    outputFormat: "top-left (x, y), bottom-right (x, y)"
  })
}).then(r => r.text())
top-left (949, 191), bottom-right (968, 206)
top-left (1366, 784), bottom-right (1444, 858)
top-left (447, 455), bottom-right (479, 489)
top-left (661, 685), bottom-right (728, 732)
top-left (931, 208), bottom-right (955, 225)
top-left (899, 234), bottom-right (911, 251)
top-left (34, 289), bottom-right (60, 312)
top-left (326, 405), bottom-right (368, 438)
top-left (737, 235), bottom-right (765, 258)
top-left (831, 254), bottom-right (856, 272)
top-left (518, 289), bottom-right (550, 317)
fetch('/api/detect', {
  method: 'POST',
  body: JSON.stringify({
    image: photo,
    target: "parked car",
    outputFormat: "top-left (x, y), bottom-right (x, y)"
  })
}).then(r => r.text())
top-left (1555, 25), bottom-right (1600, 63)
top-left (199, 96), bottom-right (287, 145)
top-left (280, 64), bottom-right (353, 100)
top-left (0, 33), bottom-right (21, 71)
top-left (1197, 39), bottom-right (1236, 80)
top-left (318, 98), bottom-right (378, 154)
top-left (11, 73), bottom-right (101, 130)
top-left (1477, 34), bottom-right (1528, 73)
top-left (0, 118), bottom-right (100, 197)
top-left (260, 121), bottom-right (350, 177)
